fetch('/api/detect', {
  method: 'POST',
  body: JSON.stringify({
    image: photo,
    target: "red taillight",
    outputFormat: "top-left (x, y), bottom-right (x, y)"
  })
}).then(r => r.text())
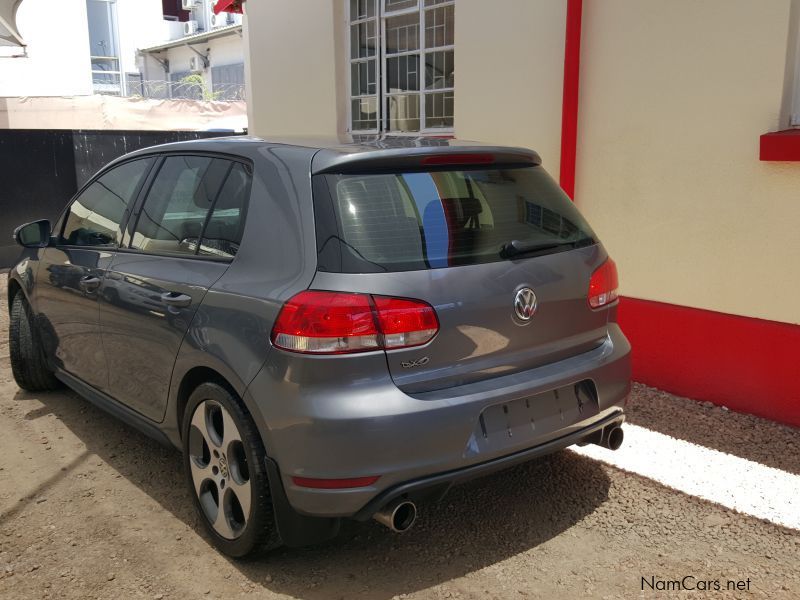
top-left (372, 296), bottom-right (439, 349)
top-left (588, 258), bottom-right (619, 309)
top-left (270, 291), bottom-right (439, 354)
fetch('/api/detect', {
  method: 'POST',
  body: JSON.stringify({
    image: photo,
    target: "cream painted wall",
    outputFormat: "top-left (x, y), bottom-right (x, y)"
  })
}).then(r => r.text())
top-left (577, 0), bottom-right (800, 324)
top-left (244, 0), bottom-right (340, 136)
top-left (454, 0), bottom-right (567, 173)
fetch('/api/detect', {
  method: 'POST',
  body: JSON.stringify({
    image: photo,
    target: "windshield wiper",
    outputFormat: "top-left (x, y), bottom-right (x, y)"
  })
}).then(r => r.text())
top-left (500, 239), bottom-right (579, 259)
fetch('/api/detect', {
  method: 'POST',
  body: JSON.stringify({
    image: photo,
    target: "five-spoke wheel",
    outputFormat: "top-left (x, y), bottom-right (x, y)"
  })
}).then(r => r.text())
top-left (188, 399), bottom-right (252, 539)
top-left (182, 382), bottom-right (280, 557)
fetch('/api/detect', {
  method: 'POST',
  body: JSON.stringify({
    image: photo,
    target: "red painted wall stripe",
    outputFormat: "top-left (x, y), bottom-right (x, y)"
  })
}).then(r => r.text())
top-left (559, 0), bottom-right (583, 200)
top-left (618, 297), bottom-right (800, 428)
top-left (760, 129), bottom-right (800, 161)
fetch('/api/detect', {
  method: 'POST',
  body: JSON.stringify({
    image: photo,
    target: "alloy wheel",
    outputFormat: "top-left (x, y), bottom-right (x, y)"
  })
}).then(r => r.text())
top-left (187, 399), bottom-right (252, 539)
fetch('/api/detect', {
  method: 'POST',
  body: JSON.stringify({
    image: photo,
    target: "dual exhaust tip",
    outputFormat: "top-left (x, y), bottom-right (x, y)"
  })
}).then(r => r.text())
top-left (373, 498), bottom-right (417, 533)
top-left (604, 425), bottom-right (624, 450)
top-left (583, 423), bottom-right (625, 450)
top-left (373, 424), bottom-right (624, 533)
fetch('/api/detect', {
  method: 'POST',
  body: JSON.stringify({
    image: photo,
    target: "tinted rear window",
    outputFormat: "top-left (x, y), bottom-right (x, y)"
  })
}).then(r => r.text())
top-left (313, 166), bottom-right (597, 273)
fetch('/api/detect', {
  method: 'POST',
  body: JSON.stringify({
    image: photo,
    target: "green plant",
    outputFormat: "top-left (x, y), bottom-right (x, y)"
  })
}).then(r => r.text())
top-left (179, 73), bottom-right (222, 101)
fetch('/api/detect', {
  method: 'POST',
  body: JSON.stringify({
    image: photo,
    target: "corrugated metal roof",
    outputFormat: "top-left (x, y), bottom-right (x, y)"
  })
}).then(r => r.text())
top-left (139, 24), bottom-right (242, 53)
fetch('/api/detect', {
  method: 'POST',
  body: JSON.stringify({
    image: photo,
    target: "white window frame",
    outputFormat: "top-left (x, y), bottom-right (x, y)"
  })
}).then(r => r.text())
top-left (346, 0), bottom-right (455, 135)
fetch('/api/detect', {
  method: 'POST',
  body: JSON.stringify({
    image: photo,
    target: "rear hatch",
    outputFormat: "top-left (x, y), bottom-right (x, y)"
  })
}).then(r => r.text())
top-left (309, 149), bottom-right (612, 394)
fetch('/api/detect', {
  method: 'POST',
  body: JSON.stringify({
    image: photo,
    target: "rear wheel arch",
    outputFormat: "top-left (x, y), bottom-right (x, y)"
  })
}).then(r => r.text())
top-left (174, 366), bottom-right (341, 551)
top-left (176, 366), bottom-right (237, 437)
top-left (174, 365), bottom-right (269, 447)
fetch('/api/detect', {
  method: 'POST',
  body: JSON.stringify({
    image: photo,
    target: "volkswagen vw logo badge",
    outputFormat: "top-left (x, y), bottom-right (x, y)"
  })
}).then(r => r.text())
top-left (514, 287), bottom-right (537, 322)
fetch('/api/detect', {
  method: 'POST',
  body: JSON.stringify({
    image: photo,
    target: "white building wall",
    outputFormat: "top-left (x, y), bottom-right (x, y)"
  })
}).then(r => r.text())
top-left (159, 33), bottom-right (243, 95)
top-left (0, 0), bottom-right (93, 97)
top-left (0, 0), bottom-right (167, 98)
top-left (116, 0), bottom-right (163, 80)
top-left (208, 31), bottom-right (244, 67)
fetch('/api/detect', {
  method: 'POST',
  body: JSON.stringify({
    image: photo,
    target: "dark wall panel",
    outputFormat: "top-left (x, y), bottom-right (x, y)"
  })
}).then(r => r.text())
top-left (1, 129), bottom-right (236, 269)
top-left (0, 131), bottom-right (78, 269)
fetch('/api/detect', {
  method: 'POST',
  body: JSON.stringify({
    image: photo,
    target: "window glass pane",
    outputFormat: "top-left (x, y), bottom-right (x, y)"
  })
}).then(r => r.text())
top-left (387, 54), bottom-right (419, 92)
top-left (131, 156), bottom-right (227, 255)
top-left (385, 0), bottom-right (417, 12)
top-left (87, 0), bottom-right (118, 57)
top-left (350, 0), bottom-right (376, 20)
top-left (350, 20), bottom-right (377, 59)
top-left (317, 167), bottom-right (596, 273)
top-left (425, 50), bottom-right (454, 89)
top-left (424, 0), bottom-right (451, 5)
top-left (198, 162), bottom-right (251, 258)
top-left (62, 159), bottom-right (152, 247)
top-left (351, 97), bottom-right (378, 130)
top-left (385, 13), bottom-right (419, 53)
top-left (351, 59), bottom-right (377, 96)
top-left (386, 94), bottom-right (420, 131)
top-left (424, 91), bottom-right (454, 128)
top-left (425, 4), bottom-right (454, 48)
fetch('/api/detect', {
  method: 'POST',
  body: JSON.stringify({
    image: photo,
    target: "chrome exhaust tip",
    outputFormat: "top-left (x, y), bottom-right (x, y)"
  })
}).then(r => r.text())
top-left (373, 499), bottom-right (417, 533)
top-left (603, 425), bottom-right (624, 450)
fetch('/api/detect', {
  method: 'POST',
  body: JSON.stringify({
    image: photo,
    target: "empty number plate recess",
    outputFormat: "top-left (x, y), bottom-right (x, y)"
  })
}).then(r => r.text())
top-left (475, 380), bottom-right (599, 452)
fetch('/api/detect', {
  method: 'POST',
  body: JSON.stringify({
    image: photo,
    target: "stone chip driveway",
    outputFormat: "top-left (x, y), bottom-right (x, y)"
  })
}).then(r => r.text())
top-left (0, 274), bottom-right (798, 599)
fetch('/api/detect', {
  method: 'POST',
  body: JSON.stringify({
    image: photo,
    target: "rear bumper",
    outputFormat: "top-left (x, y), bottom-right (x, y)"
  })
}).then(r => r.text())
top-left (351, 408), bottom-right (624, 521)
top-left (245, 323), bottom-right (631, 518)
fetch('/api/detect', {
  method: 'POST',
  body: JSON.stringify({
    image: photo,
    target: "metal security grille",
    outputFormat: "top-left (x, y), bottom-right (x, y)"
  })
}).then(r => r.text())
top-left (348, 0), bottom-right (455, 133)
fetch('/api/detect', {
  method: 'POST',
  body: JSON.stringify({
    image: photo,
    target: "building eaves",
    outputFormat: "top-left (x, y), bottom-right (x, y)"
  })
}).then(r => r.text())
top-left (138, 24), bottom-right (242, 53)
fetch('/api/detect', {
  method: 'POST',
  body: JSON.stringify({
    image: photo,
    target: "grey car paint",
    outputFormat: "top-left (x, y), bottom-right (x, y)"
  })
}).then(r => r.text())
top-left (36, 246), bottom-right (116, 391)
top-left (7, 135), bottom-right (630, 538)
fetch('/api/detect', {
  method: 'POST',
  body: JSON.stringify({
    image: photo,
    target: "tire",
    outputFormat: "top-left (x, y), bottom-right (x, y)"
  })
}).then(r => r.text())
top-left (9, 290), bottom-right (61, 392)
top-left (181, 382), bottom-right (281, 557)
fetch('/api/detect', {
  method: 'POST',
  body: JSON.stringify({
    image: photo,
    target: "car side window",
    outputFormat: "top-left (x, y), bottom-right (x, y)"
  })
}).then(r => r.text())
top-left (197, 162), bottom-right (251, 259)
top-left (61, 158), bottom-right (153, 247)
top-left (130, 155), bottom-right (229, 256)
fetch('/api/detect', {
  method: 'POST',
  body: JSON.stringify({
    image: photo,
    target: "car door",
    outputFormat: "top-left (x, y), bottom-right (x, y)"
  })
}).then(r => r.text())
top-left (35, 158), bottom-right (155, 391)
top-left (99, 154), bottom-right (251, 421)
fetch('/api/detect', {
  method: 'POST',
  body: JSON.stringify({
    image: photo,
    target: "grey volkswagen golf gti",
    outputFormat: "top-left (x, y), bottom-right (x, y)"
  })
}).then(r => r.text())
top-left (7, 136), bottom-right (631, 557)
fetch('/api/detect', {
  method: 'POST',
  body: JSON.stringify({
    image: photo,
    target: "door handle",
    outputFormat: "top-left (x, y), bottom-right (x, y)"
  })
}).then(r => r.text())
top-left (161, 291), bottom-right (192, 308)
top-left (79, 276), bottom-right (101, 292)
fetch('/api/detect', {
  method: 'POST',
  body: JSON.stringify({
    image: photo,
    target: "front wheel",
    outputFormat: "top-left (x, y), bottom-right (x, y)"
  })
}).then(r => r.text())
top-left (9, 290), bottom-right (61, 392)
top-left (182, 382), bottom-right (281, 557)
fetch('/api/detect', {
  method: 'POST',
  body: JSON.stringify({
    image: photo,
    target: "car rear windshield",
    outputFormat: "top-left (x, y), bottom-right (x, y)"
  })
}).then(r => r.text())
top-left (312, 165), bottom-right (597, 273)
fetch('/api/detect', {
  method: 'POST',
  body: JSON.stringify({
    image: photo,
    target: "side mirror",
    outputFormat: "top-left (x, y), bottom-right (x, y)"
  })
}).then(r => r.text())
top-left (13, 219), bottom-right (52, 248)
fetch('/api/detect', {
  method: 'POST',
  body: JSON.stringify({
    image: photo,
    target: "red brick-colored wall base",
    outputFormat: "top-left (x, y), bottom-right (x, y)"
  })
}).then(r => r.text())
top-left (618, 297), bottom-right (800, 428)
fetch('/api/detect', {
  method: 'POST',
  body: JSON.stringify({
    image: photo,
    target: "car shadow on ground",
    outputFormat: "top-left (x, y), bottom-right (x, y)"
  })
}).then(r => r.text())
top-left (15, 387), bottom-right (612, 599)
top-left (624, 383), bottom-right (800, 475)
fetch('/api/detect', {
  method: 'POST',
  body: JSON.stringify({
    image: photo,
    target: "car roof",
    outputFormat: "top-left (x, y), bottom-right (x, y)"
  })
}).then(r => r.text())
top-left (117, 134), bottom-right (542, 174)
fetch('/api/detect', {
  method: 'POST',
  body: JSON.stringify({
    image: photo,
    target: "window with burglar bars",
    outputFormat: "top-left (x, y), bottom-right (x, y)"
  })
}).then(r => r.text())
top-left (349, 0), bottom-right (454, 133)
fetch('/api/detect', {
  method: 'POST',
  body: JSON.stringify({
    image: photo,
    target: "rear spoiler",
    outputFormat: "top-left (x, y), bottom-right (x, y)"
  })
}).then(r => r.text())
top-left (311, 145), bottom-right (541, 174)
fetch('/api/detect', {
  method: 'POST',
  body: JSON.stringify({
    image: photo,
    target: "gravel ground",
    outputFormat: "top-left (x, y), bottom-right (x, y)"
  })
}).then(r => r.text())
top-left (0, 272), bottom-right (798, 599)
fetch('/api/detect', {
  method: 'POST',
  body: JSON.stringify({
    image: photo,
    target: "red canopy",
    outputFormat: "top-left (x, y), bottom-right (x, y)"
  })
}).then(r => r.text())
top-left (213, 0), bottom-right (244, 14)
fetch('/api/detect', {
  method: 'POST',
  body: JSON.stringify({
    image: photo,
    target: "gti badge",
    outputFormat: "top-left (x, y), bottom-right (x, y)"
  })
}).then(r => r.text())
top-left (401, 356), bottom-right (430, 368)
top-left (514, 287), bottom-right (537, 322)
